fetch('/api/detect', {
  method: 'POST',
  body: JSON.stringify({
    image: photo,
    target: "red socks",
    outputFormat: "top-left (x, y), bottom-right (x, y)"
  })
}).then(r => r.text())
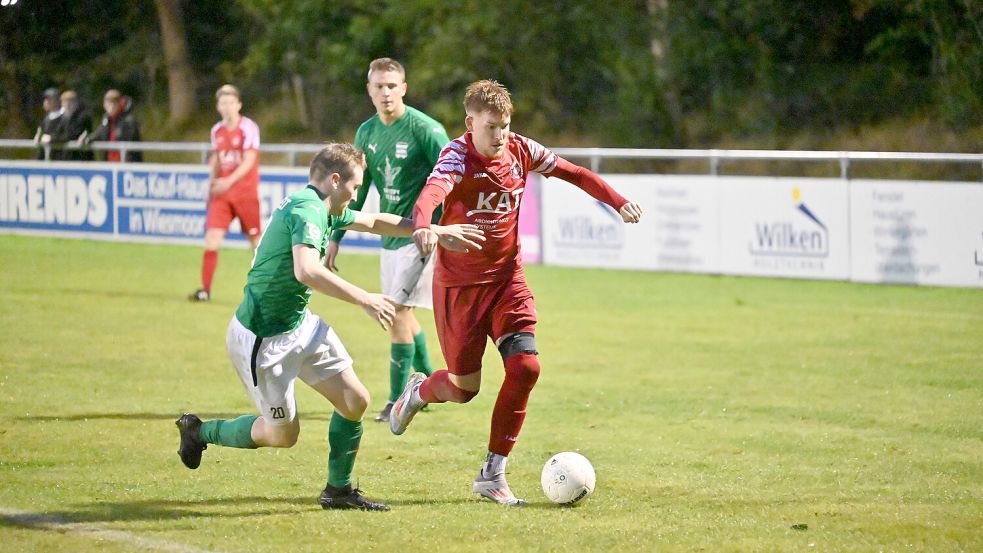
top-left (488, 353), bottom-right (540, 456)
top-left (201, 250), bottom-right (218, 293)
top-left (419, 370), bottom-right (477, 404)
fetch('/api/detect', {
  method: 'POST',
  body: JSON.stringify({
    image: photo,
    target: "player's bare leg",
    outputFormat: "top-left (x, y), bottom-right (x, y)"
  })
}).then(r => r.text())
top-left (312, 369), bottom-right (390, 511)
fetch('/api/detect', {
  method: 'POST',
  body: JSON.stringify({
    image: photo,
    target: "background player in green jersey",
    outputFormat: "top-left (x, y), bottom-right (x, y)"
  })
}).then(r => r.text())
top-left (326, 58), bottom-right (452, 423)
top-left (176, 143), bottom-right (483, 511)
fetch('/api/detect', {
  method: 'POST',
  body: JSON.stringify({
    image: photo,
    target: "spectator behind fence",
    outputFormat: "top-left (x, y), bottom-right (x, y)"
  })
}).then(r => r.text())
top-left (33, 88), bottom-right (63, 160)
top-left (50, 90), bottom-right (93, 161)
top-left (88, 89), bottom-right (142, 162)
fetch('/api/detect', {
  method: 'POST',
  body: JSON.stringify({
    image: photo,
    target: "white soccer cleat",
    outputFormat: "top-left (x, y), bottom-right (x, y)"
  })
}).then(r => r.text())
top-left (472, 471), bottom-right (527, 506)
top-left (389, 372), bottom-right (427, 435)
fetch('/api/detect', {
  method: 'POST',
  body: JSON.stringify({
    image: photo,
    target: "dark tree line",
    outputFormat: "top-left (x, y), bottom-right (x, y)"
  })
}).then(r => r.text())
top-left (1, 0), bottom-right (980, 146)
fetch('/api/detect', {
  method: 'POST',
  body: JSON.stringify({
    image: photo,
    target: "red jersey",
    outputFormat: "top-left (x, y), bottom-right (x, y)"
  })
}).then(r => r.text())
top-left (414, 132), bottom-right (628, 287)
top-left (210, 116), bottom-right (260, 199)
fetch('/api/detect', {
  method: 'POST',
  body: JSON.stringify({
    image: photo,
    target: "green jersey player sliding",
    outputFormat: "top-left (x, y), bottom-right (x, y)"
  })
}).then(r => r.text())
top-left (176, 143), bottom-right (484, 511)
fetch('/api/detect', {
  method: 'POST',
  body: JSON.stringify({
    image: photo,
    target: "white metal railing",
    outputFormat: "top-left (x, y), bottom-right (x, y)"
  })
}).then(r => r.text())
top-left (2, 138), bottom-right (981, 179)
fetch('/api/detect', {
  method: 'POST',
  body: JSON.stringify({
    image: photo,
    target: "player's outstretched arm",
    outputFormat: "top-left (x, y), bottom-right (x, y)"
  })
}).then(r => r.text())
top-left (341, 212), bottom-right (484, 252)
top-left (292, 244), bottom-right (395, 330)
top-left (547, 157), bottom-right (643, 223)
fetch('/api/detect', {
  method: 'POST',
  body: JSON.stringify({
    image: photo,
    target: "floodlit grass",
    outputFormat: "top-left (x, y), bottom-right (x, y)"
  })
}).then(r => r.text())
top-left (1, 234), bottom-right (981, 552)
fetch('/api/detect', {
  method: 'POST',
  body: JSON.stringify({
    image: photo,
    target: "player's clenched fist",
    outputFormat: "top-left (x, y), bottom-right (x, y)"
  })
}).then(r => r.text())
top-left (619, 202), bottom-right (643, 224)
top-left (412, 228), bottom-right (440, 256)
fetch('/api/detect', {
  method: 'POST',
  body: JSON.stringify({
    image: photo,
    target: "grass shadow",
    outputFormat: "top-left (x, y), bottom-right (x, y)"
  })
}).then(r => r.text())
top-left (0, 495), bottom-right (480, 527)
top-left (17, 412), bottom-right (333, 422)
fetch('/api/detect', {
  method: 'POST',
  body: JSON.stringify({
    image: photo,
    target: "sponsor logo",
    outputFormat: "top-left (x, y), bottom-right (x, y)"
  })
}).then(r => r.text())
top-left (121, 171), bottom-right (209, 200)
top-left (395, 142), bottom-right (408, 159)
top-left (473, 172), bottom-right (489, 179)
top-left (305, 222), bottom-right (322, 242)
top-left (379, 157), bottom-right (402, 203)
top-left (0, 172), bottom-right (109, 229)
top-left (125, 208), bottom-right (203, 236)
top-left (368, 143), bottom-right (377, 154)
top-left (466, 188), bottom-right (524, 217)
top-left (749, 187), bottom-right (828, 258)
top-left (554, 200), bottom-right (624, 250)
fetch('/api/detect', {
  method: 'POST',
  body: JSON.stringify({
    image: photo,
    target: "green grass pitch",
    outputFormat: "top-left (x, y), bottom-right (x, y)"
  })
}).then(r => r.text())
top-left (1, 234), bottom-right (981, 552)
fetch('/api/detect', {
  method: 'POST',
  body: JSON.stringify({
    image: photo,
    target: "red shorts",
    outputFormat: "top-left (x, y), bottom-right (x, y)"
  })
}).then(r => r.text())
top-left (433, 275), bottom-right (537, 376)
top-left (206, 193), bottom-right (261, 237)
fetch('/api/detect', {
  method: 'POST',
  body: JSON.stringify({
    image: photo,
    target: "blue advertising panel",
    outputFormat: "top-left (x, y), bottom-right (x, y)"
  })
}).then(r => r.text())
top-left (0, 165), bottom-right (114, 234)
top-left (0, 161), bottom-right (381, 249)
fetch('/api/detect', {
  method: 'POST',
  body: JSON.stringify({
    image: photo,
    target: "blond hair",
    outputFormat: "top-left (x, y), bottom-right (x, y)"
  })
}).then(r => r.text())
top-left (215, 84), bottom-right (241, 101)
top-left (309, 143), bottom-right (366, 185)
top-left (464, 79), bottom-right (513, 116)
top-left (367, 58), bottom-right (405, 81)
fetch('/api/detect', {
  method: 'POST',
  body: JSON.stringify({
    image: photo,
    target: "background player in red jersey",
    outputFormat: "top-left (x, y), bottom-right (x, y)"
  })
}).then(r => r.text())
top-left (190, 84), bottom-right (263, 302)
top-left (389, 80), bottom-right (643, 505)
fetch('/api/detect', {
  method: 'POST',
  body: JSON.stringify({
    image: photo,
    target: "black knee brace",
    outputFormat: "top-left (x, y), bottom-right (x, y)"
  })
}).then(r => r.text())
top-left (497, 332), bottom-right (538, 361)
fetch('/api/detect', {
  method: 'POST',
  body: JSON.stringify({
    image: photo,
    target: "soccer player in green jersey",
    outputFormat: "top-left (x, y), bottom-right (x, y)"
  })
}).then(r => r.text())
top-left (326, 58), bottom-right (452, 423)
top-left (176, 143), bottom-right (483, 511)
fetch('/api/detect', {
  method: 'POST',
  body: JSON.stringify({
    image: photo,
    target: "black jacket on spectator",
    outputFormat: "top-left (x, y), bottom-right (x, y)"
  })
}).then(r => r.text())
top-left (50, 105), bottom-right (93, 161)
top-left (90, 97), bottom-right (143, 162)
top-left (35, 112), bottom-right (63, 160)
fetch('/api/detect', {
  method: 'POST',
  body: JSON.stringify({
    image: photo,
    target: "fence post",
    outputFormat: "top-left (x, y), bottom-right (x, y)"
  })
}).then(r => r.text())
top-left (590, 154), bottom-right (600, 173)
top-left (710, 154), bottom-right (720, 176)
top-left (840, 156), bottom-right (851, 180)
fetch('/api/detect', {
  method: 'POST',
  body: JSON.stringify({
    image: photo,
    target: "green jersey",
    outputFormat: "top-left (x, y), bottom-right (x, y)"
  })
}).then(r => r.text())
top-left (329, 105), bottom-right (449, 249)
top-left (235, 185), bottom-right (356, 337)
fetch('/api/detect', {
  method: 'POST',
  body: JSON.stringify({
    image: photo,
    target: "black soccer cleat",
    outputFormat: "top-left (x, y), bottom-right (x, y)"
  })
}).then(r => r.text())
top-left (318, 484), bottom-right (390, 511)
top-left (175, 413), bottom-right (207, 469)
top-left (188, 289), bottom-right (210, 302)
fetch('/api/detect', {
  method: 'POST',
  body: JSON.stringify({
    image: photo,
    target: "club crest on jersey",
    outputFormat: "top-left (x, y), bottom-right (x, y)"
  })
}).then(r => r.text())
top-left (466, 188), bottom-right (524, 217)
top-left (510, 164), bottom-right (522, 179)
top-left (395, 142), bottom-right (408, 159)
top-left (305, 222), bottom-right (322, 243)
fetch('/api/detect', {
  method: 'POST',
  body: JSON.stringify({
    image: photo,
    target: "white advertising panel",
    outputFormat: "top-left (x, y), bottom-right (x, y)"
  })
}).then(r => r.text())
top-left (717, 177), bottom-right (850, 279)
top-left (541, 174), bottom-right (719, 271)
top-left (850, 180), bottom-right (983, 287)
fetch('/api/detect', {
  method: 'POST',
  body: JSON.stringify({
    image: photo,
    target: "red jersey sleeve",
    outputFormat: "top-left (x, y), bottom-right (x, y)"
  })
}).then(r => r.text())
top-left (241, 117), bottom-right (261, 150)
top-left (414, 139), bottom-right (466, 229)
top-left (517, 134), bottom-right (628, 211)
top-left (544, 157), bottom-right (628, 211)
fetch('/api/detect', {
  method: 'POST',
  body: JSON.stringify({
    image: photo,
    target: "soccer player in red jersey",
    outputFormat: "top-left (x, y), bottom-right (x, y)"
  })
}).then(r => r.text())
top-left (389, 80), bottom-right (643, 505)
top-left (190, 84), bottom-right (263, 302)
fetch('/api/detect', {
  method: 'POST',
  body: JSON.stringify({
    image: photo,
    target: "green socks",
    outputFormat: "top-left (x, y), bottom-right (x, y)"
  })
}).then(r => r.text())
top-left (327, 411), bottom-right (362, 488)
top-left (200, 415), bottom-right (258, 449)
top-left (412, 331), bottom-right (434, 377)
top-left (389, 342), bottom-right (416, 402)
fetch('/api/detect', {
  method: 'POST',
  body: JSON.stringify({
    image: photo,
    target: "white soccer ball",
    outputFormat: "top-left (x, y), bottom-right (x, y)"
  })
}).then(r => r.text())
top-left (541, 451), bottom-right (596, 505)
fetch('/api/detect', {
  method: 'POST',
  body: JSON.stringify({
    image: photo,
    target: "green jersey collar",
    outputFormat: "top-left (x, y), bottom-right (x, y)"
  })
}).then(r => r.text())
top-left (306, 184), bottom-right (328, 200)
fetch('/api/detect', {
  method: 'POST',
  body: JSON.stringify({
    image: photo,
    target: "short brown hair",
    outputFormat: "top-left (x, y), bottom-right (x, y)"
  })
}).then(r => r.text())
top-left (215, 84), bottom-right (241, 101)
top-left (309, 143), bottom-right (366, 185)
top-left (367, 58), bottom-right (405, 81)
top-left (464, 79), bottom-right (513, 116)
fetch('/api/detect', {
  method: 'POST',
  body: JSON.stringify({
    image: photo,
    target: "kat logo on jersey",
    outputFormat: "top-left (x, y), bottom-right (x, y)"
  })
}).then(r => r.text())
top-left (467, 188), bottom-right (524, 217)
